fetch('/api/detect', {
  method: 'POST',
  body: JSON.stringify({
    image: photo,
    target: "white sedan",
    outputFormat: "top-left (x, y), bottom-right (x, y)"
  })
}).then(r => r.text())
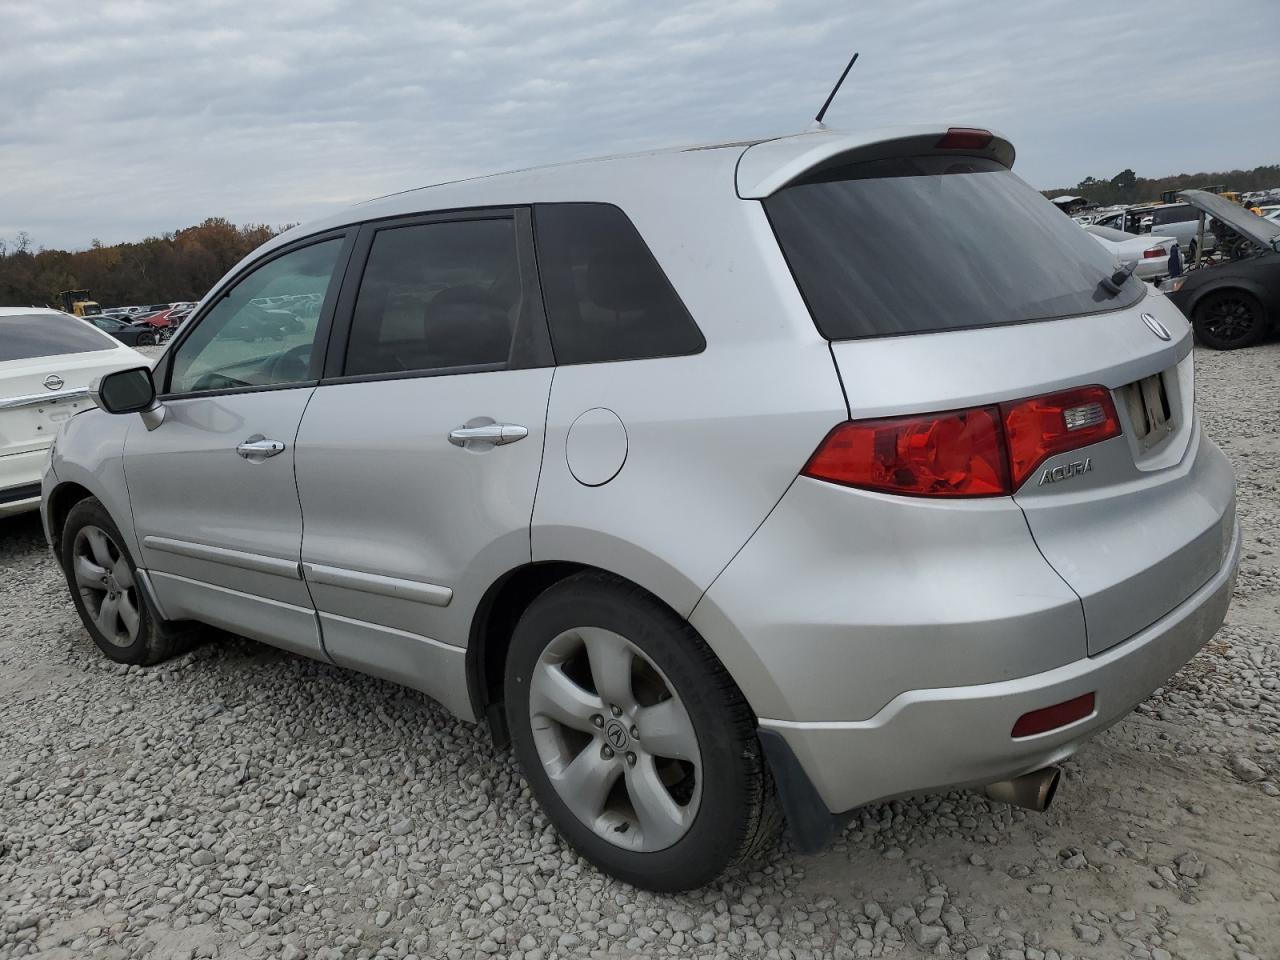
top-left (1084, 224), bottom-right (1180, 281)
top-left (1, 308), bottom-right (148, 518)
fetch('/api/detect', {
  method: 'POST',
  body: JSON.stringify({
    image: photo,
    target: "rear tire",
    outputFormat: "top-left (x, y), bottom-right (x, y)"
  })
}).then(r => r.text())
top-left (504, 571), bottom-right (781, 891)
top-left (137, 331), bottom-right (156, 346)
top-left (59, 498), bottom-right (199, 665)
top-left (1193, 290), bottom-right (1269, 350)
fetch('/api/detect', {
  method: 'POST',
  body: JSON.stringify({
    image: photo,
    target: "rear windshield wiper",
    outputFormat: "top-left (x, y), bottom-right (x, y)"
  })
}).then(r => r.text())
top-left (1098, 260), bottom-right (1137, 297)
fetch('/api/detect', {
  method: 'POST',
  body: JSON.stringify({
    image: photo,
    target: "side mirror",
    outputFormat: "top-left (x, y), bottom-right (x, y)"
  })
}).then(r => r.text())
top-left (90, 366), bottom-right (166, 430)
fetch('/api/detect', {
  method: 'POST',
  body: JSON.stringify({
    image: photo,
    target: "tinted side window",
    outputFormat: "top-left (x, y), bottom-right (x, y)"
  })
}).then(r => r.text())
top-left (1150, 204), bottom-right (1196, 226)
top-left (344, 219), bottom-right (521, 377)
top-left (533, 203), bottom-right (704, 364)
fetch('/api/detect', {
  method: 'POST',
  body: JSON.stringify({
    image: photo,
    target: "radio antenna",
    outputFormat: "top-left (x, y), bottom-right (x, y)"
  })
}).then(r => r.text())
top-left (813, 52), bottom-right (859, 126)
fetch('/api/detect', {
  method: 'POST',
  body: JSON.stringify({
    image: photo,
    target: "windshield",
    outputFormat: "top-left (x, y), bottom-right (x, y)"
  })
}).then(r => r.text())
top-left (765, 156), bottom-right (1144, 340)
top-left (0, 312), bottom-right (116, 362)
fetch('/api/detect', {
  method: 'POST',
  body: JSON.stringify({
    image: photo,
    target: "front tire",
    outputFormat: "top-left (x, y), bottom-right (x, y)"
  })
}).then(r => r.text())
top-left (59, 498), bottom-right (194, 665)
top-left (1193, 290), bottom-right (1269, 350)
top-left (504, 572), bottom-right (781, 890)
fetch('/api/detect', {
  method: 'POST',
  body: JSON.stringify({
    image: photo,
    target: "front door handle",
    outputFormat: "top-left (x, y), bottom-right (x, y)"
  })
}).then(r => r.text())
top-left (448, 423), bottom-right (528, 448)
top-left (236, 436), bottom-right (286, 462)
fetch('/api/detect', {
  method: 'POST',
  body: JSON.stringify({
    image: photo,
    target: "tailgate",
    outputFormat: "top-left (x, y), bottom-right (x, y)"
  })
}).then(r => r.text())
top-left (1013, 352), bottom-right (1236, 654)
top-left (830, 295), bottom-right (1236, 657)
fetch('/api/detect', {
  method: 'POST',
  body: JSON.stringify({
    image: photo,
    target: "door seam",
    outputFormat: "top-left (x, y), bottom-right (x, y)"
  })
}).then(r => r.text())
top-left (291, 385), bottom-right (333, 661)
top-left (527, 366), bottom-right (556, 562)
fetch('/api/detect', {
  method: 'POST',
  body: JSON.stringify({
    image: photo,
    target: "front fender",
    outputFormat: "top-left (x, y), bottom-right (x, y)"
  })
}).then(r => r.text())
top-left (43, 409), bottom-right (138, 558)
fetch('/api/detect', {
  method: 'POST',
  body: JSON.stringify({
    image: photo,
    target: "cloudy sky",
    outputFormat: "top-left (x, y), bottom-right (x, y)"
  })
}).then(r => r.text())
top-left (2, 0), bottom-right (1277, 250)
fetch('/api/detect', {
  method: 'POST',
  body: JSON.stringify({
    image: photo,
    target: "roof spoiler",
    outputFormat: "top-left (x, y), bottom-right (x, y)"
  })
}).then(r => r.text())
top-left (736, 125), bottom-right (1016, 199)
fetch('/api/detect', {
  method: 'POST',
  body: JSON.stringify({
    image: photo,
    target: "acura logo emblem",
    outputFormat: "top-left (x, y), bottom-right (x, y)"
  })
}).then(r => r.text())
top-left (43, 375), bottom-right (64, 391)
top-left (605, 720), bottom-right (628, 750)
top-left (1141, 313), bottom-right (1171, 341)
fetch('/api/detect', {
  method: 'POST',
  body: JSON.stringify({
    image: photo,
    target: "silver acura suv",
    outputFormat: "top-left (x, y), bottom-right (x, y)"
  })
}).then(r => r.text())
top-left (42, 126), bottom-right (1239, 890)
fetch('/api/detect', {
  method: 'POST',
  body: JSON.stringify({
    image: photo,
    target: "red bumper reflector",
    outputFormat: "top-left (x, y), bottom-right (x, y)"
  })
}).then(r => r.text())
top-left (1012, 692), bottom-right (1095, 738)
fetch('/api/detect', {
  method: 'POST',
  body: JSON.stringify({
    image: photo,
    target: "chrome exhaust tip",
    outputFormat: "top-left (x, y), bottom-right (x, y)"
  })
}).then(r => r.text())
top-left (984, 766), bottom-right (1061, 812)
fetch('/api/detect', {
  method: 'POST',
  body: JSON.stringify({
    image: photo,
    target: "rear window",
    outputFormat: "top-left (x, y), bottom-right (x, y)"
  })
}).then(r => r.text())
top-left (0, 313), bottom-right (115, 362)
top-left (533, 203), bottom-right (704, 364)
top-left (765, 156), bottom-right (1144, 340)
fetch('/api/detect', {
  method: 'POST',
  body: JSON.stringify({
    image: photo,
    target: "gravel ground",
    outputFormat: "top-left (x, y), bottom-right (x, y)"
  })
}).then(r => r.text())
top-left (2, 343), bottom-right (1278, 960)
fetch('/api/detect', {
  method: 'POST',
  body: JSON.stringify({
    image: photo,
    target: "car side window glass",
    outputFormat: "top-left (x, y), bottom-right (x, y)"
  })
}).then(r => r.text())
top-left (168, 239), bottom-right (343, 395)
top-left (343, 219), bottom-right (522, 377)
top-left (533, 203), bottom-right (704, 365)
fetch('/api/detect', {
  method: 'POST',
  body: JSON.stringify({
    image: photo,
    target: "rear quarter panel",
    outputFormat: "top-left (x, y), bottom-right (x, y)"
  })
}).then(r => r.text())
top-left (531, 192), bottom-right (848, 622)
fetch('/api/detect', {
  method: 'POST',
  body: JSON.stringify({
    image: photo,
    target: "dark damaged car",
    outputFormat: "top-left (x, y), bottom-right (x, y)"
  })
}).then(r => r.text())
top-left (1161, 189), bottom-right (1280, 349)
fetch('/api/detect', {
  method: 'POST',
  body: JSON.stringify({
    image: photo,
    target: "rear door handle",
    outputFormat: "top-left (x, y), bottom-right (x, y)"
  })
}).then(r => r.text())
top-left (236, 436), bottom-right (286, 461)
top-left (448, 423), bottom-right (528, 447)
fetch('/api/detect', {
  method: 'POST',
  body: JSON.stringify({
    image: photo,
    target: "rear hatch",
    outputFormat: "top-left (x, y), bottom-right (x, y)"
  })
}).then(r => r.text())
top-left (757, 136), bottom-right (1236, 656)
top-left (0, 312), bottom-right (134, 462)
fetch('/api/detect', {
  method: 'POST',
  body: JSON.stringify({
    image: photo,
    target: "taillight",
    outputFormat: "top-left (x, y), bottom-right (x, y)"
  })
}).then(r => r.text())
top-left (802, 407), bottom-right (1009, 498)
top-left (1000, 385), bottom-right (1121, 490)
top-left (935, 127), bottom-right (994, 150)
top-left (1143, 246), bottom-right (1166, 259)
top-left (804, 385), bottom-right (1122, 498)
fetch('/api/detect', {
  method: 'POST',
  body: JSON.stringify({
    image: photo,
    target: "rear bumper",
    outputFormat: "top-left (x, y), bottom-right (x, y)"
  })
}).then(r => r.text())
top-left (762, 517), bottom-right (1240, 817)
top-left (0, 447), bottom-right (48, 518)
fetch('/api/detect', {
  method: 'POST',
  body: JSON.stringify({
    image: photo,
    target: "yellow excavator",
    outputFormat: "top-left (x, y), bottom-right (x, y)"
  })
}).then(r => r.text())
top-left (57, 289), bottom-right (102, 317)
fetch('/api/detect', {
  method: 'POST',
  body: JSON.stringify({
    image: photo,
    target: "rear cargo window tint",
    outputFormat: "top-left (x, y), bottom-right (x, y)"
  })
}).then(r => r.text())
top-left (533, 203), bottom-right (704, 364)
top-left (0, 313), bottom-right (115, 362)
top-left (764, 156), bottom-right (1145, 340)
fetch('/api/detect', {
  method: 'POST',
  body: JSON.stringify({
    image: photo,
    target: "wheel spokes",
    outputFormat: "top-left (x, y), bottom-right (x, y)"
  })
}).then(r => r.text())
top-left (117, 593), bottom-right (141, 638)
top-left (625, 756), bottom-right (690, 849)
top-left (551, 746), bottom-right (621, 825)
top-left (112, 557), bottom-right (135, 589)
top-left (580, 628), bottom-right (636, 711)
top-left (530, 659), bottom-right (604, 733)
top-left (73, 554), bottom-right (109, 589)
top-left (635, 697), bottom-right (699, 762)
top-left (85, 528), bottom-right (114, 568)
top-left (95, 594), bottom-right (120, 636)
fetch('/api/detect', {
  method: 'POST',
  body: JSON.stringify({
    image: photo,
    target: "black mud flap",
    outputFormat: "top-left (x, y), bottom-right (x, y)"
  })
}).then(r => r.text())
top-left (757, 728), bottom-right (848, 854)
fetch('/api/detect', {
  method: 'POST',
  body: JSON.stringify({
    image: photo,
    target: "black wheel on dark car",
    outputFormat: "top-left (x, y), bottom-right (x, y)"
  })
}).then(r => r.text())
top-left (59, 498), bottom-right (197, 665)
top-left (137, 331), bottom-right (156, 346)
top-left (1193, 290), bottom-right (1268, 350)
top-left (504, 571), bottom-right (781, 891)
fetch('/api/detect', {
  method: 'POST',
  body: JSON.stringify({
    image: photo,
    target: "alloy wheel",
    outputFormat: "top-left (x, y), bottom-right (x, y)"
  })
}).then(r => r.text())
top-left (1203, 296), bottom-right (1257, 343)
top-left (72, 525), bottom-right (141, 647)
top-left (528, 627), bottom-right (702, 852)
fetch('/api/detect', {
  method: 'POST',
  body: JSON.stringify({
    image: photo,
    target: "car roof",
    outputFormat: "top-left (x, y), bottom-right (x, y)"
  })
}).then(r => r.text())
top-left (256, 124), bottom-right (1013, 251)
top-left (0, 306), bottom-right (64, 316)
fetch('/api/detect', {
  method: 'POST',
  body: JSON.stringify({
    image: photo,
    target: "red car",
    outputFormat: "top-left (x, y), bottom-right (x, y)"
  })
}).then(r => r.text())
top-left (135, 304), bottom-right (177, 328)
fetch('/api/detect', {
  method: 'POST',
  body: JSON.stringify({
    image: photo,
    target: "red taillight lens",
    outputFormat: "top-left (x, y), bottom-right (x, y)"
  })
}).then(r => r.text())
top-left (1143, 246), bottom-right (1166, 259)
top-left (1000, 386), bottom-right (1121, 490)
top-left (935, 127), bottom-right (994, 150)
top-left (804, 385), bottom-right (1123, 498)
top-left (802, 407), bottom-right (1010, 498)
top-left (1012, 692), bottom-right (1095, 738)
